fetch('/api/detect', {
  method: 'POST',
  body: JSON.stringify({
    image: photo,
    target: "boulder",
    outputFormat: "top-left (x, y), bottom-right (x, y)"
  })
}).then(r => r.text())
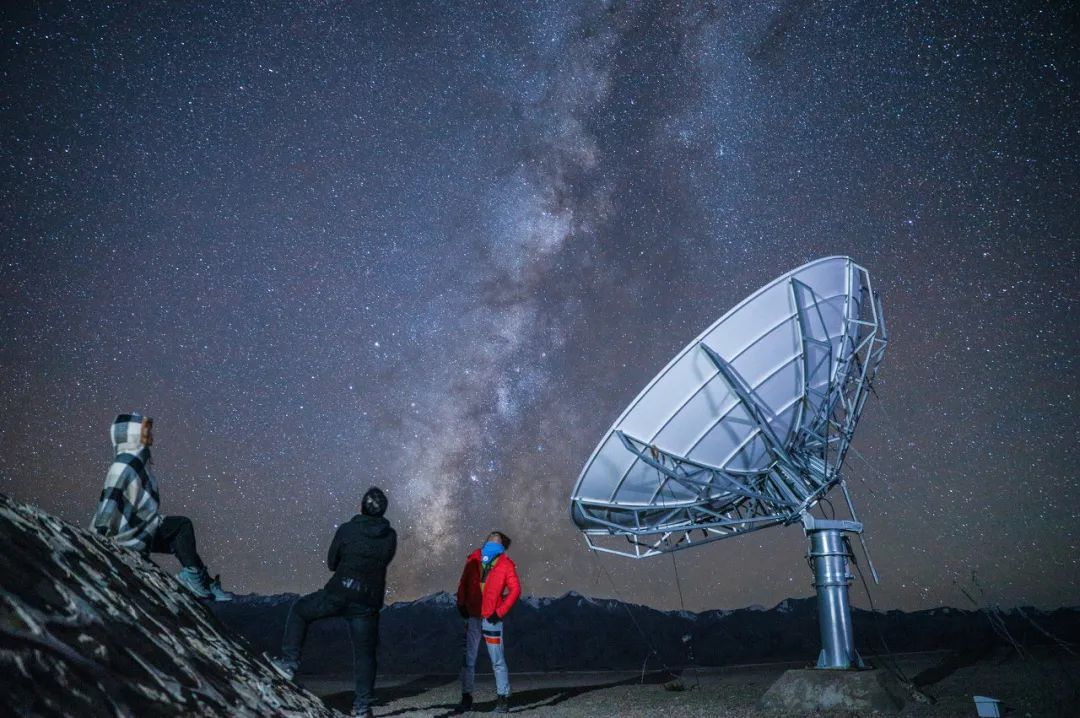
top-left (0, 493), bottom-right (339, 717)
top-left (760, 668), bottom-right (906, 715)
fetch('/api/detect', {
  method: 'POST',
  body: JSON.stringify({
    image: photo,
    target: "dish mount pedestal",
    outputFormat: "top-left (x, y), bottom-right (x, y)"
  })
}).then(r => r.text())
top-left (803, 513), bottom-right (865, 670)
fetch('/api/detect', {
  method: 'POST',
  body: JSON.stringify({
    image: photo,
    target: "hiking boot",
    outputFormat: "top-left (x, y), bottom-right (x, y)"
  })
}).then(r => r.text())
top-left (494, 694), bottom-right (509, 714)
top-left (175, 567), bottom-right (211, 598)
top-left (207, 574), bottom-right (234, 602)
top-left (350, 708), bottom-right (374, 718)
top-left (455, 692), bottom-right (473, 713)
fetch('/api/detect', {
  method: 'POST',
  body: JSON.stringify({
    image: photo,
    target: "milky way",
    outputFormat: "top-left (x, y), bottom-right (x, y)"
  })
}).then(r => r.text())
top-left (2, 1), bottom-right (1077, 611)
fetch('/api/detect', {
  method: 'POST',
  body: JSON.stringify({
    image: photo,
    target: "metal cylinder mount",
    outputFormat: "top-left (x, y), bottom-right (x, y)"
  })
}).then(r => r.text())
top-left (803, 515), bottom-right (865, 670)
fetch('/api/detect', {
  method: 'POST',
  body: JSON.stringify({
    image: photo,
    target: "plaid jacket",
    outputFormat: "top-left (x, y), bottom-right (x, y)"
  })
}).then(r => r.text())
top-left (91, 413), bottom-right (163, 552)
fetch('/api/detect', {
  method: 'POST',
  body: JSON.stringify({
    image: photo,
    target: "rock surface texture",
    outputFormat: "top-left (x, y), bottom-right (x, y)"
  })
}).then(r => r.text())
top-left (759, 668), bottom-right (907, 715)
top-left (0, 493), bottom-right (339, 717)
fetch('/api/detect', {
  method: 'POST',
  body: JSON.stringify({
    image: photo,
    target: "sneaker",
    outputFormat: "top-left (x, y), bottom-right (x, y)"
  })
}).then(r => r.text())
top-left (207, 574), bottom-right (234, 602)
top-left (266, 654), bottom-right (296, 681)
top-left (455, 692), bottom-right (473, 713)
top-left (175, 567), bottom-right (211, 598)
top-left (494, 695), bottom-right (509, 714)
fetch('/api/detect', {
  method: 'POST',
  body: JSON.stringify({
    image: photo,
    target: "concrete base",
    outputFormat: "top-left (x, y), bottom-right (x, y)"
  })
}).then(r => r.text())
top-left (760, 668), bottom-right (906, 715)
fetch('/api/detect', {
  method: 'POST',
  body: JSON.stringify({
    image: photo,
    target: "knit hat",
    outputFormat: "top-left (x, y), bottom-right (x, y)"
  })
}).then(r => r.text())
top-left (361, 487), bottom-right (388, 517)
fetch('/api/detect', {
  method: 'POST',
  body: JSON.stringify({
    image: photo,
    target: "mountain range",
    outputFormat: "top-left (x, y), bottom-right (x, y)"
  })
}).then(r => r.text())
top-left (210, 589), bottom-right (1080, 676)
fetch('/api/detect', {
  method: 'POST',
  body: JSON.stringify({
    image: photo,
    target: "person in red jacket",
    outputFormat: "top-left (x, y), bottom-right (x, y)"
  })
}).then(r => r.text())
top-left (454, 531), bottom-right (520, 714)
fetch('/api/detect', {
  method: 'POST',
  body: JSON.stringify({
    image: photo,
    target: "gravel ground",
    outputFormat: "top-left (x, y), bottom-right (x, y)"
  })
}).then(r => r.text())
top-left (300, 653), bottom-right (1079, 718)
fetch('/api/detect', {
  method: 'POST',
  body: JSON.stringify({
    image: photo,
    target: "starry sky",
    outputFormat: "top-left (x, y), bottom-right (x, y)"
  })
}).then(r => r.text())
top-left (2, 1), bottom-right (1076, 613)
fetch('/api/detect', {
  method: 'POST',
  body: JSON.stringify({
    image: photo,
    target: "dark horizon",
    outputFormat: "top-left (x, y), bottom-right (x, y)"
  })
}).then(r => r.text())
top-left (212, 587), bottom-right (1080, 614)
top-left (2, 1), bottom-right (1077, 613)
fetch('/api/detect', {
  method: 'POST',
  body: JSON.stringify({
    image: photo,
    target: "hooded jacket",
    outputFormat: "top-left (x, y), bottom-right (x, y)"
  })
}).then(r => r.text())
top-left (326, 514), bottom-right (397, 608)
top-left (456, 548), bottom-right (521, 619)
top-left (91, 413), bottom-right (163, 553)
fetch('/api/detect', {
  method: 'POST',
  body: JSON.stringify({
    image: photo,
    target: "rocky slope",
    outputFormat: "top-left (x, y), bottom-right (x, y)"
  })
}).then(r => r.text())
top-left (0, 493), bottom-right (339, 717)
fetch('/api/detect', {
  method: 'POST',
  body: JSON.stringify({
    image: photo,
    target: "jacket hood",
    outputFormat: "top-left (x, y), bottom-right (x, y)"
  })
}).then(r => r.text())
top-left (350, 514), bottom-right (392, 537)
top-left (111, 413), bottom-right (147, 454)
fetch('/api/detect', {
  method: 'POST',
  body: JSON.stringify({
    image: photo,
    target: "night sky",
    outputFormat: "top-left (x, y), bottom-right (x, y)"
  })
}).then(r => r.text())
top-left (2, 1), bottom-right (1076, 613)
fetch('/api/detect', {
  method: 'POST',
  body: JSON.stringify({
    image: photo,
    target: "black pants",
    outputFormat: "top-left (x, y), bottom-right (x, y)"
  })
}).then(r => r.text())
top-left (282, 586), bottom-right (379, 710)
top-left (148, 516), bottom-right (205, 570)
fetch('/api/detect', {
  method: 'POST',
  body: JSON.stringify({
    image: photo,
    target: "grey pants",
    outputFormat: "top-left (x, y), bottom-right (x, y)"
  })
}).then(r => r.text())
top-left (460, 617), bottom-right (509, 696)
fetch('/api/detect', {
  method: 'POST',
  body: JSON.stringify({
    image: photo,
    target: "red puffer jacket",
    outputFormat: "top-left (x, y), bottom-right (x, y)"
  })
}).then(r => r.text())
top-left (456, 549), bottom-right (521, 619)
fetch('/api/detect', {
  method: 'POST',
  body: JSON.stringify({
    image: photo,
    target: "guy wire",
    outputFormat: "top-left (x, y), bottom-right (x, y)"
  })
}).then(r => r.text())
top-left (588, 548), bottom-right (681, 683)
top-left (659, 468), bottom-right (701, 689)
top-left (847, 536), bottom-right (921, 697)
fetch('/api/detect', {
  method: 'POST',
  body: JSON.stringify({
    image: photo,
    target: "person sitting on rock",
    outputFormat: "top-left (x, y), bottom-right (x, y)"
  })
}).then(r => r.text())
top-left (455, 530), bottom-right (521, 715)
top-left (273, 487), bottom-right (396, 718)
top-left (91, 412), bottom-right (233, 601)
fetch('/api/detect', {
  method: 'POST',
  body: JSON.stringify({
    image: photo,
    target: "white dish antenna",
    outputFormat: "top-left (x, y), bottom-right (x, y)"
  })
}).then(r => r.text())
top-left (568, 256), bottom-right (888, 669)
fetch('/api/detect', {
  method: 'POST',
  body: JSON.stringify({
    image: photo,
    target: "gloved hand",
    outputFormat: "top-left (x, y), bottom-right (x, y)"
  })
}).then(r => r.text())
top-left (486, 612), bottom-right (501, 624)
top-left (457, 605), bottom-right (469, 619)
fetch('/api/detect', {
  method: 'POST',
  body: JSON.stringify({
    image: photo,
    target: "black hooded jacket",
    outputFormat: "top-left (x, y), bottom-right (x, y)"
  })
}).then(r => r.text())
top-left (325, 514), bottom-right (397, 608)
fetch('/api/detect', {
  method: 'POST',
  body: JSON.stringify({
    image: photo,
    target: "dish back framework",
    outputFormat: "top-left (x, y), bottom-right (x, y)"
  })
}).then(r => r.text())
top-left (571, 256), bottom-right (886, 556)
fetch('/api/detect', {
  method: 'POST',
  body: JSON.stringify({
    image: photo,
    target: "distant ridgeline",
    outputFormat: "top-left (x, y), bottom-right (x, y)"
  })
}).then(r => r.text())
top-left (0, 494), bottom-right (337, 717)
top-left (214, 589), bottom-right (1080, 676)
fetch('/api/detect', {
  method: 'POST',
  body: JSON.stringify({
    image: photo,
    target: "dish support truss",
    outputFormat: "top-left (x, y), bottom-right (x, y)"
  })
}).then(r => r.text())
top-left (574, 268), bottom-right (887, 559)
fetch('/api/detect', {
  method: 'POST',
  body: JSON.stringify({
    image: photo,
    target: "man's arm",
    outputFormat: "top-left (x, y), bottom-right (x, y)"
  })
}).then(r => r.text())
top-left (125, 467), bottom-right (162, 533)
top-left (327, 525), bottom-right (345, 571)
top-left (455, 559), bottom-right (470, 617)
top-left (91, 465), bottom-right (131, 533)
top-left (495, 561), bottom-right (521, 618)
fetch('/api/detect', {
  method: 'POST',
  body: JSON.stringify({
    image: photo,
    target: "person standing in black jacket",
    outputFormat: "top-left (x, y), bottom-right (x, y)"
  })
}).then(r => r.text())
top-left (274, 487), bottom-right (396, 718)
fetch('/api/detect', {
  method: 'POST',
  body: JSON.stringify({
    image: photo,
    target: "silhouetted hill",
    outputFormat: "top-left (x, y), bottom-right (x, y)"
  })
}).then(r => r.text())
top-left (211, 588), bottom-right (1080, 676)
top-left (0, 494), bottom-right (339, 717)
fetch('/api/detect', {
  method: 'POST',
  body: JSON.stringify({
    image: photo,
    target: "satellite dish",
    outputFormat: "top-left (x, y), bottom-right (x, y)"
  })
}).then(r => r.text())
top-left (569, 256), bottom-right (887, 670)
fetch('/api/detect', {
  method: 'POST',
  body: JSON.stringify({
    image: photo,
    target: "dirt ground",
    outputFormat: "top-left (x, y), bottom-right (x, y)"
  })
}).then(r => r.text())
top-left (300, 651), bottom-right (1080, 718)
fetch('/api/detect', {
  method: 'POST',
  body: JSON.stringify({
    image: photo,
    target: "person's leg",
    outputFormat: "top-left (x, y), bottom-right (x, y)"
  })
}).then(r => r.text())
top-left (482, 618), bottom-right (510, 698)
top-left (150, 516), bottom-right (205, 569)
top-left (346, 608), bottom-right (379, 712)
top-left (152, 516), bottom-right (212, 598)
top-left (281, 589), bottom-right (343, 672)
top-left (152, 516), bottom-right (234, 601)
top-left (459, 616), bottom-right (482, 695)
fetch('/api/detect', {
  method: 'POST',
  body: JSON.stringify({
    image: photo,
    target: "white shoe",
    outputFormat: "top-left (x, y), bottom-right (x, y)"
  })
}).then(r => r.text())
top-left (175, 567), bottom-right (211, 598)
top-left (207, 574), bottom-right (234, 602)
top-left (265, 654), bottom-right (295, 681)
